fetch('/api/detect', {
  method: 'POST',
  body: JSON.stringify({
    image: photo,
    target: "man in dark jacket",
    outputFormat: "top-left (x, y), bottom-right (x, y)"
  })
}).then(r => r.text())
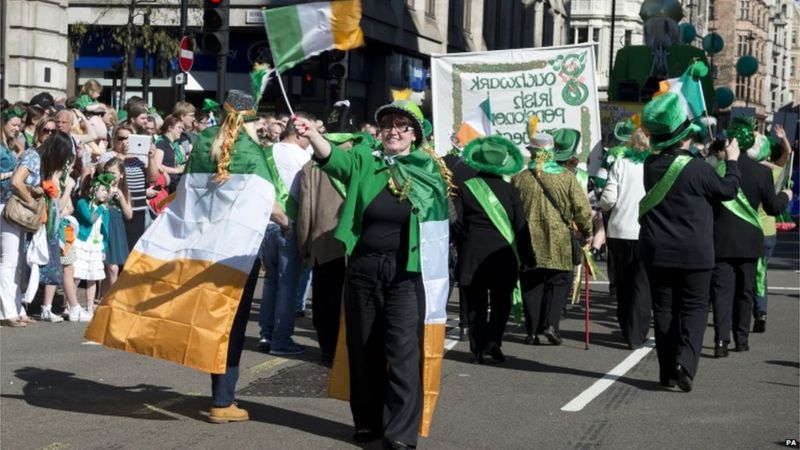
top-left (709, 119), bottom-right (793, 357)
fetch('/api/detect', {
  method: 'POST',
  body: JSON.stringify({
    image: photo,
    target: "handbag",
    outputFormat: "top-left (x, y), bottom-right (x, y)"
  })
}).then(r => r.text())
top-left (3, 189), bottom-right (46, 233)
top-left (531, 174), bottom-right (583, 265)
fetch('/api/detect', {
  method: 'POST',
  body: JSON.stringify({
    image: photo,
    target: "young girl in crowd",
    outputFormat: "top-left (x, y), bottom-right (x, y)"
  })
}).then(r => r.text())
top-left (98, 158), bottom-right (132, 300)
top-left (73, 173), bottom-right (114, 317)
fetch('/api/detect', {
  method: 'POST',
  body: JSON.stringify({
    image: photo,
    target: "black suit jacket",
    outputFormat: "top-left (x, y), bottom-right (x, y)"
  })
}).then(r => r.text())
top-left (713, 155), bottom-right (789, 259)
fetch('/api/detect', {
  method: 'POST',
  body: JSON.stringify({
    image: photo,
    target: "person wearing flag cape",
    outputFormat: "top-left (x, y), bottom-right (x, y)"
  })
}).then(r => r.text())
top-left (708, 117), bottom-right (792, 357)
top-left (638, 92), bottom-right (741, 391)
top-left (453, 135), bottom-right (536, 364)
top-left (292, 100), bottom-right (453, 449)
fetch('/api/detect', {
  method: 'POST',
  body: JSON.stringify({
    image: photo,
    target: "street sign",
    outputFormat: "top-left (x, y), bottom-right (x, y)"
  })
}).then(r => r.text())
top-left (179, 36), bottom-right (194, 73)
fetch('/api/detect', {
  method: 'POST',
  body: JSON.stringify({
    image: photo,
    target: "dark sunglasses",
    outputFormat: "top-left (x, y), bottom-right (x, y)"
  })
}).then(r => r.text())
top-left (41, 128), bottom-right (56, 134)
top-left (116, 136), bottom-right (129, 141)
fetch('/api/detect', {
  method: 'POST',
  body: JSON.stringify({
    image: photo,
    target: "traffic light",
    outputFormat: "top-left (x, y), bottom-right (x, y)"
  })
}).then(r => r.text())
top-left (328, 50), bottom-right (347, 80)
top-left (202, 0), bottom-right (229, 56)
top-left (302, 72), bottom-right (315, 97)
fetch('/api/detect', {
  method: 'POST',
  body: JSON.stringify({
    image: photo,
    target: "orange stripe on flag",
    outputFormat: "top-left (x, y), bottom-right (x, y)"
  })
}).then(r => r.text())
top-left (85, 250), bottom-right (248, 374)
top-left (454, 123), bottom-right (482, 146)
top-left (331, 0), bottom-right (365, 50)
top-left (652, 80), bottom-right (672, 99)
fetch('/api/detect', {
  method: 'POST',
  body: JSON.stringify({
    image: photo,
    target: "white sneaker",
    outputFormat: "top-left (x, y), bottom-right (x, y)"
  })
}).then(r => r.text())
top-left (68, 306), bottom-right (93, 322)
top-left (41, 308), bottom-right (64, 323)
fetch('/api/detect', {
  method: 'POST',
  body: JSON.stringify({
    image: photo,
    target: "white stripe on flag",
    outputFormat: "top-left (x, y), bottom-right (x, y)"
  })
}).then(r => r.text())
top-left (135, 173), bottom-right (275, 273)
top-left (297, 2), bottom-right (334, 58)
top-left (420, 220), bottom-right (450, 325)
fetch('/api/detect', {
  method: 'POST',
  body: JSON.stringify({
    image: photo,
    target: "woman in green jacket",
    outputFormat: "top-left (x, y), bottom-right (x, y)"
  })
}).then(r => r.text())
top-left (293, 100), bottom-right (452, 449)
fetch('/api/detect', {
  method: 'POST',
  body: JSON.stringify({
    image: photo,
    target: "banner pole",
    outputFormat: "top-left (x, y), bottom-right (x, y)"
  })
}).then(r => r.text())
top-left (275, 71), bottom-right (295, 116)
top-left (584, 262), bottom-right (590, 350)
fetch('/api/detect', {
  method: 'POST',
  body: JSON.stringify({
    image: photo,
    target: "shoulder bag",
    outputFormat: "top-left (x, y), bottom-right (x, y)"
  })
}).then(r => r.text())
top-left (531, 173), bottom-right (583, 265)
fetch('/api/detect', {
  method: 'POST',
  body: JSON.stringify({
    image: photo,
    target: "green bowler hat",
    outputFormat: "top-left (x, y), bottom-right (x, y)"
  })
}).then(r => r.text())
top-left (462, 135), bottom-right (524, 176)
top-left (549, 128), bottom-right (581, 162)
top-left (614, 119), bottom-right (636, 143)
top-left (641, 92), bottom-right (701, 150)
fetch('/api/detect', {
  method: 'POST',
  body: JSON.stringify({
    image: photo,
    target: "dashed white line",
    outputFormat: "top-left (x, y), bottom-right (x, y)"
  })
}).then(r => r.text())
top-left (561, 337), bottom-right (656, 412)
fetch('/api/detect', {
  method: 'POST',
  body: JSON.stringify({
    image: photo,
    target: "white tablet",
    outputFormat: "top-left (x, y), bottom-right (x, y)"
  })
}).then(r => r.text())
top-left (128, 134), bottom-right (151, 167)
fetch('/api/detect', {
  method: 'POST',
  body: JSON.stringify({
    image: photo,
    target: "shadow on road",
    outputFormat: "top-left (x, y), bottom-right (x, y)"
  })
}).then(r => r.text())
top-left (3, 367), bottom-right (355, 445)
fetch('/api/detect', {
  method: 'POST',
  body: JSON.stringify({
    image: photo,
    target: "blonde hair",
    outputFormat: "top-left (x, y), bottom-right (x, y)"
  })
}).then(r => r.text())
top-left (172, 101), bottom-right (196, 117)
top-left (81, 79), bottom-right (103, 97)
top-left (628, 128), bottom-right (650, 151)
top-left (419, 142), bottom-right (456, 198)
top-left (210, 104), bottom-right (255, 182)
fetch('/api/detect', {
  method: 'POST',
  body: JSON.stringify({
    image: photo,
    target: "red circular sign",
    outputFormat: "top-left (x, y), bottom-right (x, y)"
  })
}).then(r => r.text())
top-left (179, 36), bottom-right (194, 73)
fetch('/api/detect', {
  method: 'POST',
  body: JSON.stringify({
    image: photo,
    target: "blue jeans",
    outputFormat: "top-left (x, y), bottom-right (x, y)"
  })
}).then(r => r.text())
top-left (259, 223), bottom-right (303, 349)
top-left (752, 234), bottom-right (776, 318)
top-left (295, 266), bottom-right (312, 313)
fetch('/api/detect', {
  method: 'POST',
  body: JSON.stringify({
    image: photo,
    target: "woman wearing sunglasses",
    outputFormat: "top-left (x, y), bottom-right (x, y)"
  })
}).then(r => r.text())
top-left (34, 117), bottom-right (58, 147)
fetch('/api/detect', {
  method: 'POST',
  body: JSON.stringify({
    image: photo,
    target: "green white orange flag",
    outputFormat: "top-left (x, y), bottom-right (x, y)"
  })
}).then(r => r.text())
top-left (263, 0), bottom-right (365, 73)
top-left (85, 128), bottom-right (275, 374)
top-left (455, 97), bottom-right (493, 146)
top-left (653, 61), bottom-right (708, 120)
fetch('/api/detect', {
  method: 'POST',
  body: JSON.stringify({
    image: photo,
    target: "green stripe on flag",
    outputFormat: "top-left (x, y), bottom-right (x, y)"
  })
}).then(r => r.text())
top-left (187, 126), bottom-right (274, 183)
top-left (263, 6), bottom-right (306, 73)
top-left (479, 98), bottom-right (492, 120)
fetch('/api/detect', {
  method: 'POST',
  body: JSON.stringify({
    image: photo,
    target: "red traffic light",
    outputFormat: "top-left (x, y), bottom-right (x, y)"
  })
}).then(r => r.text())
top-left (304, 73), bottom-right (313, 83)
top-left (209, 0), bottom-right (222, 3)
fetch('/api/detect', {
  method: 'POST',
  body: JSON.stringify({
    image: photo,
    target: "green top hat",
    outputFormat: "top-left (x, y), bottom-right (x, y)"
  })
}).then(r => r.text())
top-left (727, 116), bottom-right (755, 151)
top-left (462, 135), bottom-right (524, 176)
top-left (548, 128), bottom-right (581, 162)
top-left (374, 100), bottom-right (425, 144)
top-left (614, 119), bottom-right (636, 143)
top-left (641, 92), bottom-right (701, 150)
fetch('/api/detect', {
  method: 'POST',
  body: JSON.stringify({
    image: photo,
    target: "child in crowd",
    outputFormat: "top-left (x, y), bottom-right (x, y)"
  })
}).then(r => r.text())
top-left (98, 158), bottom-right (132, 300)
top-left (73, 173), bottom-right (113, 318)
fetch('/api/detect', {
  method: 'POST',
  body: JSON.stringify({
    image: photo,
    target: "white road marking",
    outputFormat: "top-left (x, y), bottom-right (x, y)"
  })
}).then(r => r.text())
top-left (561, 338), bottom-right (656, 412)
top-left (586, 281), bottom-right (799, 291)
top-left (81, 341), bottom-right (100, 345)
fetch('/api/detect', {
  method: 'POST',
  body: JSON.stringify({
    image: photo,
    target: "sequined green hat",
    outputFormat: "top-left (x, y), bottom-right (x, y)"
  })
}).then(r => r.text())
top-left (727, 116), bottom-right (756, 151)
top-left (641, 92), bottom-right (701, 150)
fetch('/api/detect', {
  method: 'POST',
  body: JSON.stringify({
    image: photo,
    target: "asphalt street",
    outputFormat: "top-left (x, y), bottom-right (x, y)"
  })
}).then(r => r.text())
top-left (1, 232), bottom-right (798, 450)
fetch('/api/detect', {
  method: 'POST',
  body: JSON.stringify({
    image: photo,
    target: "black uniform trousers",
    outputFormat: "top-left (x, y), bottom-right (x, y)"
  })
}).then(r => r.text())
top-left (462, 267), bottom-right (516, 354)
top-left (344, 252), bottom-right (424, 447)
top-left (521, 268), bottom-right (571, 336)
top-left (607, 238), bottom-right (652, 346)
top-left (710, 258), bottom-right (756, 346)
top-left (647, 266), bottom-right (711, 382)
top-left (311, 257), bottom-right (345, 363)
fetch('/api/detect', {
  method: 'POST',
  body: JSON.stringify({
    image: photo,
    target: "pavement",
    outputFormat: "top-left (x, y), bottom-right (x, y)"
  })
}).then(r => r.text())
top-left (1, 232), bottom-right (798, 450)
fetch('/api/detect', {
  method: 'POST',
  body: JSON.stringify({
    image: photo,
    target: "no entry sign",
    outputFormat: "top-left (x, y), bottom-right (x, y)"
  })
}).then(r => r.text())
top-left (179, 36), bottom-right (194, 73)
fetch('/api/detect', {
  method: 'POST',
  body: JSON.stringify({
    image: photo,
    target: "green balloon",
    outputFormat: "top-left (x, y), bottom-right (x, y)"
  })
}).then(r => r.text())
top-left (714, 87), bottom-right (734, 109)
top-left (679, 23), bottom-right (697, 44)
top-left (736, 56), bottom-right (758, 77)
top-left (702, 33), bottom-right (724, 54)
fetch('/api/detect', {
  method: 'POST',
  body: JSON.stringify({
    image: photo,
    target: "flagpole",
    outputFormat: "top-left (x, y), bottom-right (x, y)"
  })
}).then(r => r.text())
top-left (274, 71), bottom-right (295, 116)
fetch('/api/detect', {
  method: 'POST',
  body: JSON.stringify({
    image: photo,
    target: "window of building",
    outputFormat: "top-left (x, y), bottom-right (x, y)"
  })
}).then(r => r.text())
top-left (425, 0), bottom-right (435, 17)
top-left (737, 34), bottom-right (747, 56)
top-left (792, 57), bottom-right (796, 78)
top-left (576, 27), bottom-right (589, 43)
top-left (736, 76), bottom-right (746, 99)
top-left (739, 0), bottom-right (749, 20)
top-left (624, 30), bottom-right (632, 46)
top-left (709, 0), bottom-right (715, 20)
top-left (592, 28), bottom-right (600, 68)
top-left (463, 0), bottom-right (471, 30)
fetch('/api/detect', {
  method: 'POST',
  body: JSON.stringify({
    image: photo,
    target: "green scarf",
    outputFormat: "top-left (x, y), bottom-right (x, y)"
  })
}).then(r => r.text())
top-left (716, 161), bottom-right (766, 296)
top-left (171, 139), bottom-right (185, 166)
top-left (463, 177), bottom-right (523, 322)
top-left (383, 147), bottom-right (448, 220)
top-left (639, 154), bottom-right (693, 220)
top-left (622, 148), bottom-right (651, 164)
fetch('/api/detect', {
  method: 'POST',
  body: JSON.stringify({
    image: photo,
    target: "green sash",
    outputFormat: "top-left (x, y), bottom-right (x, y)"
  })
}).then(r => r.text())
top-left (464, 177), bottom-right (523, 323)
top-left (328, 174), bottom-right (347, 199)
top-left (716, 162), bottom-right (766, 296)
top-left (264, 146), bottom-right (298, 220)
top-left (638, 154), bottom-right (692, 220)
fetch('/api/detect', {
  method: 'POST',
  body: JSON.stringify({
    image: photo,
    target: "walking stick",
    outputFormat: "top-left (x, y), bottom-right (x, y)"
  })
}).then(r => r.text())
top-left (584, 261), bottom-right (590, 350)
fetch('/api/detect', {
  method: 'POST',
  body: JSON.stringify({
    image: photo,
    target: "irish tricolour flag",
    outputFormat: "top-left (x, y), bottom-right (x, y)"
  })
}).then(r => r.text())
top-left (455, 97), bottom-right (493, 146)
top-left (85, 128), bottom-right (275, 374)
top-left (264, 0), bottom-right (365, 73)
top-left (653, 61), bottom-right (709, 120)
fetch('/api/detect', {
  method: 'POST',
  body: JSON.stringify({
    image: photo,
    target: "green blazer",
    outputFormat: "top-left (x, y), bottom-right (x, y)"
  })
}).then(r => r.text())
top-left (317, 144), bottom-right (440, 273)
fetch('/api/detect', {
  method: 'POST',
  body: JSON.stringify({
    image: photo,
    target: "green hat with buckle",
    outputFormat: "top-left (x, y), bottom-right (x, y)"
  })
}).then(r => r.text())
top-left (641, 92), bottom-right (701, 150)
top-left (614, 119), bottom-right (636, 143)
top-left (374, 100), bottom-right (425, 144)
top-left (462, 135), bottom-right (524, 176)
top-left (549, 128), bottom-right (581, 162)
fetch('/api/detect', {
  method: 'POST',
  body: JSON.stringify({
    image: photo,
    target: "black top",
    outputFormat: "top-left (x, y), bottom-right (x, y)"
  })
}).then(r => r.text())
top-left (157, 137), bottom-right (182, 194)
top-left (454, 173), bottom-right (536, 286)
top-left (124, 158), bottom-right (147, 212)
top-left (443, 154), bottom-right (479, 186)
top-left (355, 188), bottom-right (411, 256)
top-left (639, 149), bottom-right (740, 270)
top-left (713, 155), bottom-right (789, 259)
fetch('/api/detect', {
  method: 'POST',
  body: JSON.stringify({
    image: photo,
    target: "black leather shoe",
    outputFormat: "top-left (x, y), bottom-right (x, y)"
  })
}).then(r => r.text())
top-left (469, 351), bottom-right (484, 364)
top-left (524, 334), bottom-right (541, 345)
top-left (714, 341), bottom-right (729, 358)
top-left (660, 378), bottom-right (677, 388)
top-left (733, 342), bottom-right (750, 352)
top-left (383, 440), bottom-right (416, 449)
top-left (485, 342), bottom-right (506, 363)
top-left (675, 364), bottom-right (693, 392)
top-left (752, 317), bottom-right (766, 333)
top-left (353, 429), bottom-right (381, 443)
top-left (543, 326), bottom-right (563, 345)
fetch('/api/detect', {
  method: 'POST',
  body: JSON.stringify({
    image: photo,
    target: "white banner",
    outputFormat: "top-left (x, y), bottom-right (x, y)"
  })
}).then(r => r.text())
top-left (431, 44), bottom-right (603, 173)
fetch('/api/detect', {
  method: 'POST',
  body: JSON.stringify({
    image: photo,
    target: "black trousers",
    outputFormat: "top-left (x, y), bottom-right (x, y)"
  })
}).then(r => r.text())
top-left (311, 257), bottom-right (345, 362)
top-left (710, 258), bottom-right (756, 346)
top-left (647, 266), bottom-right (711, 381)
top-left (344, 253), bottom-right (424, 446)
top-left (521, 268), bottom-right (571, 336)
top-left (462, 269), bottom-right (515, 353)
top-left (608, 238), bottom-right (652, 346)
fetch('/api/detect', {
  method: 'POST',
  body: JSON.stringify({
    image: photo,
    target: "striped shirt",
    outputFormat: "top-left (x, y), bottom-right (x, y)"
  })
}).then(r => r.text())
top-left (125, 158), bottom-right (147, 211)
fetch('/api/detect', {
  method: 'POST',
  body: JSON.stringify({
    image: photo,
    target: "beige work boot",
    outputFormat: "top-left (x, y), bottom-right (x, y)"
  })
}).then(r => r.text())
top-left (208, 403), bottom-right (249, 424)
